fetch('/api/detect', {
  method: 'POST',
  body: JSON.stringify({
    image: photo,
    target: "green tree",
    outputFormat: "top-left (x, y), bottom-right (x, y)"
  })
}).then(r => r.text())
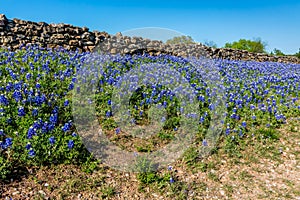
top-left (294, 48), bottom-right (300, 59)
top-left (166, 35), bottom-right (195, 45)
top-left (204, 40), bottom-right (217, 48)
top-left (271, 48), bottom-right (285, 56)
top-left (224, 38), bottom-right (267, 53)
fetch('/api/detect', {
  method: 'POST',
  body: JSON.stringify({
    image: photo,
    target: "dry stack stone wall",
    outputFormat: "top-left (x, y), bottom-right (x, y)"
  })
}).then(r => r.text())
top-left (1, 14), bottom-right (299, 64)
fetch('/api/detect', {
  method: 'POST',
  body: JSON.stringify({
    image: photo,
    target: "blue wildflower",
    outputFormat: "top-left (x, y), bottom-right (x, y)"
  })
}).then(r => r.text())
top-left (68, 140), bottom-right (74, 149)
top-left (32, 108), bottom-right (38, 117)
top-left (28, 149), bottom-right (36, 157)
top-left (61, 122), bottom-right (71, 132)
top-left (18, 106), bottom-right (26, 117)
top-left (4, 138), bottom-right (13, 148)
top-left (25, 143), bottom-right (32, 150)
top-left (49, 136), bottom-right (55, 145)
top-left (170, 177), bottom-right (175, 183)
top-left (242, 121), bottom-right (246, 128)
top-left (27, 126), bottom-right (37, 139)
top-left (115, 128), bottom-right (121, 134)
top-left (64, 99), bottom-right (69, 107)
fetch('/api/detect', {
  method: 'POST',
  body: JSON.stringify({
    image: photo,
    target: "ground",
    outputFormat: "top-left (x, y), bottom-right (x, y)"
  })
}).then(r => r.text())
top-left (1, 119), bottom-right (299, 200)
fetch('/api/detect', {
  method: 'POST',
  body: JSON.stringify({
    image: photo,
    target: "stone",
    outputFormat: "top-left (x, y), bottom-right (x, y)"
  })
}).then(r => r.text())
top-left (110, 48), bottom-right (117, 54)
top-left (115, 32), bottom-right (122, 38)
top-left (83, 41), bottom-right (94, 46)
top-left (69, 40), bottom-right (79, 46)
top-left (0, 14), bottom-right (8, 26)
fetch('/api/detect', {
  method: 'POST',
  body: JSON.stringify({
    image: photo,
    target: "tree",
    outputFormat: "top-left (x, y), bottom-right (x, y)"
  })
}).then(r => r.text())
top-left (270, 48), bottom-right (285, 56)
top-left (294, 48), bottom-right (300, 59)
top-left (166, 35), bottom-right (195, 45)
top-left (224, 38), bottom-right (267, 53)
top-left (204, 40), bottom-right (217, 48)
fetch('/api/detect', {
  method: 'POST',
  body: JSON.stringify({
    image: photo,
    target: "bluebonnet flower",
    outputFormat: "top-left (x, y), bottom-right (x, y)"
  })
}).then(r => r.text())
top-left (199, 116), bottom-right (205, 124)
top-left (48, 123), bottom-right (55, 132)
top-left (28, 149), bottom-right (36, 157)
top-left (68, 82), bottom-right (74, 90)
top-left (49, 136), bottom-right (55, 145)
top-left (3, 138), bottom-right (13, 149)
top-left (27, 126), bottom-right (37, 139)
top-left (0, 129), bottom-right (4, 136)
top-left (25, 143), bottom-right (32, 150)
top-left (41, 122), bottom-right (48, 133)
top-left (6, 118), bottom-right (12, 124)
top-left (18, 106), bottom-right (26, 117)
top-left (239, 130), bottom-right (244, 137)
top-left (49, 114), bottom-right (58, 124)
top-left (64, 99), bottom-right (69, 107)
top-left (170, 177), bottom-right (175, 183)
top-left (225, 128), bottom-right (230, 135)
top-left (33, 120), bottom-right (41, 130)
top-left (202, 139), bottom-right (208, 146)
top-left (62, 122), bottom-right (71, 132)
top-left (0, 94), bottom-right (9, 106)
top-left (36, 82), bottom-right (41, 89)
top-left (107, 99), bottom-right (112, 105)
top-left (167, 166), bottom-right (172, 170)
top-left (26, 73), bottom-right (31, 80)
top-left (32, 108), bottom-right (38, 117)
top-left (163, 101), bottom-right (167, 108)
top-left (242, 121), bottom-right (247, 128)
top-left (106, 111), bottom-right (112, 117)
top-left (197, 95), bottom-right (205, 102)
top-left (12, 90), bottom-right (22, 102)
top-left (130, 118), bottom-right (136, 125)
top-left (68, 140), bottom-right (74, 149)
top-left (115, 128), bottom-right (121, 134)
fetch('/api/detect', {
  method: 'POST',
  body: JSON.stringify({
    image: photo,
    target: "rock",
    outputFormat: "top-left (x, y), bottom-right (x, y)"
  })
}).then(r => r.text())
top-left (83, 41), bottom-right (94, 46)
top-left (115, 32), bottom-right (122, 38)
top-left (0, 14), bottom-right (8, 26)
top-left (110, 48), bottom-right (117, 54)
top-left (69, 40), bottom-right (79, 46)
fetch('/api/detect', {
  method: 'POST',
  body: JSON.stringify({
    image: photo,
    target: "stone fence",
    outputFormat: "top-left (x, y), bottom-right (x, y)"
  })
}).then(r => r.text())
top-left (1, 14), bottom-right (299, 64)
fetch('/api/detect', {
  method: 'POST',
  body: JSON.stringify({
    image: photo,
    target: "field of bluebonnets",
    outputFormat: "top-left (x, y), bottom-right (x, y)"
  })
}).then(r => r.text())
top-left (0, 44), bottom-right (300, 182)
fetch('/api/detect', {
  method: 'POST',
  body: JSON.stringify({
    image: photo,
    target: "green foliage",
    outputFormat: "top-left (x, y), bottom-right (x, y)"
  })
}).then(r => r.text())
top-left (204, 40), bottom-right (217, 48)
top-left (0, 155), bottom-right (12, 179)
top-left (271, 48), bottom-right (285, 56)
top-left (224, 38), bottom-right (267, 53)
top-left (101, 186), bottom-right (116, 199)
top-left (294, 48), bottom-right (300, 59)
top-left (166, 35), bottom-right (195, 45)
top-left (255, 128), bottom-right (279, 141)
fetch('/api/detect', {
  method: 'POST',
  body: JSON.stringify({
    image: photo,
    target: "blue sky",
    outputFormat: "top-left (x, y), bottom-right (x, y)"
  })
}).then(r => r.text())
top-left (1, 0), bottom-right (300, 54)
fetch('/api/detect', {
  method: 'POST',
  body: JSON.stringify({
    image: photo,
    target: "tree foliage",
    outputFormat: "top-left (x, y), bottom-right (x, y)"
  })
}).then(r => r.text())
top-left (224, 38), bottom-right (267, 53)
top-left (166, 35), bottom-right (195, 45)
top-left (270, 48), bottom-right (285, 56)
top-left (204, 40), bottom-right (217, 48)
top-left (294, 48), bottom-right (300, 59)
